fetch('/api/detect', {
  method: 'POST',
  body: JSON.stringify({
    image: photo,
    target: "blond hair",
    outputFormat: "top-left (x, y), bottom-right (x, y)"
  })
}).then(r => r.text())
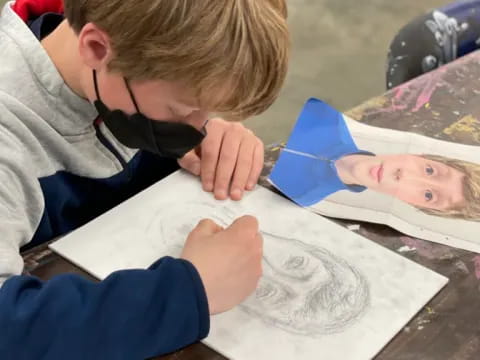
top-left (419, 154), bottom-right (480, 221)
top-left (63, 0), bottom-right (290, 119)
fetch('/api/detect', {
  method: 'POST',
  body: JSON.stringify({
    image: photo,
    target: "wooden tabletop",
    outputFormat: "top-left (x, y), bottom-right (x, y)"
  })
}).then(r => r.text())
top-left (23, 52), bottom-right (480, 360)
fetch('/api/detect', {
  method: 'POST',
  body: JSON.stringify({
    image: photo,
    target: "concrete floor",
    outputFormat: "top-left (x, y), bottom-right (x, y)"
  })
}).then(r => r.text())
top-left (1, 0), bottom-right (449, 143)
top-left (246, 0), bottom-right (450, 144)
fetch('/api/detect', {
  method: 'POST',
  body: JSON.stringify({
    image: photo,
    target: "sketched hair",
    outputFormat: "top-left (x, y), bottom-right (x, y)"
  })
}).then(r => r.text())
top-left (241, 233), bottom-right (370, 336)
top-left (305, 244), bottom-right (370, 334)
top-left (149, 204), bottom-right (370, 335)
top-left (147, 202), bottom-right (237, 252)
top-left (417, 154), bottom-right (480, 221)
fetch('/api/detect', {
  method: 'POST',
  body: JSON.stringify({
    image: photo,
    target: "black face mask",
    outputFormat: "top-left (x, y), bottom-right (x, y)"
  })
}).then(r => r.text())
top-left (92, 70), bottom-right (206, 159)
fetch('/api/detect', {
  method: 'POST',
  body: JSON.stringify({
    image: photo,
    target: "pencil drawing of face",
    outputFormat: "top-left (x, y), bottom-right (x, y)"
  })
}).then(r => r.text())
top-left (242, 231), bottom-right (370, 336)
top-left (147, 202), bottom-right (370, 336)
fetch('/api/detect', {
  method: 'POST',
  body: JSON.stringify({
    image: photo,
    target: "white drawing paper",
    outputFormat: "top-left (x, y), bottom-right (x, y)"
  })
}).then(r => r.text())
top-left (50, 171), bottom-right (447, 360)
top-left (269, 98), bottom-right (480, 253)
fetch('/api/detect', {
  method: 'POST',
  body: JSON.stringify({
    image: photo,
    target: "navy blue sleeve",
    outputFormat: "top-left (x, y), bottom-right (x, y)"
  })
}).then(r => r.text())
top-left (0, 256), bottom-right (210, 360)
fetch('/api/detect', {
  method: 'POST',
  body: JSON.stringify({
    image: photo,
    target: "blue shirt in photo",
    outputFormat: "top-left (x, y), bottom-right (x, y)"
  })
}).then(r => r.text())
top-left (269, 98), bottom-right (367, 207)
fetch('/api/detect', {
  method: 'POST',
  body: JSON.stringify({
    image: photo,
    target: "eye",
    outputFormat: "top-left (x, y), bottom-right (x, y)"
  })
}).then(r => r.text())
top-left (256, 282), bottom-right (275, 299)
top-left (426, 165), bottom-right (434, 176)
top-left (424, 190), bottom-right (433, 202)
top-left (284, 256), bottom-right (307, 270)
top-left (256, 282), bottom-right (293, 306)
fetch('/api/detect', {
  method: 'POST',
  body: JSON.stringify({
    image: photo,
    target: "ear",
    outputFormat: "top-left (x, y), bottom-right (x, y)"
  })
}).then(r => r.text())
top-left (77, 23), bottom-right (114, 70)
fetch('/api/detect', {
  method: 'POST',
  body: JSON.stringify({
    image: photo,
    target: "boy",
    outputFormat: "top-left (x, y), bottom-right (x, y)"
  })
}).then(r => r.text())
top-left (0, 0), bottom-right (289, 358)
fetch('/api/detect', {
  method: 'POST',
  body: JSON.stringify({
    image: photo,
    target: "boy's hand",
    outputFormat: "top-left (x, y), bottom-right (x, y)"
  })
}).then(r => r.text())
top-left (178, 118), bottom-right (264, 201)
top-left (181, 216), bottom-right (263, 315)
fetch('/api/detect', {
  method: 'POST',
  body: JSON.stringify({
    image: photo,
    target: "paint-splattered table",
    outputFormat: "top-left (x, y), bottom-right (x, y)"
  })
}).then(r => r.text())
top-left (23, 51), bottom-right (480, 360)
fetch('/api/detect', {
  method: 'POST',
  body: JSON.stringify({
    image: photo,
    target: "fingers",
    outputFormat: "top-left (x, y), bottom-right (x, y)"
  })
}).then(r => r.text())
top-left (227, 215), bottom-right (260, 239)
top-left (178, 150), bottom-right (202, 176)
top-left (230, 131), bottom-right (257, 200)
top-left (193, 218), bottom-right (224, 236)
top-left (199, 118), bottom-right (264, 200)
top-left (256, 232), bottom-right (264, 261)
top-left (213, 125), bottom-right (244, 200)
top-left (200, 124), bottom-right (223, 193)
top-left (247, 140), bottom-right (264, 191)
top-left (230, 216), bottom-right (263, 280)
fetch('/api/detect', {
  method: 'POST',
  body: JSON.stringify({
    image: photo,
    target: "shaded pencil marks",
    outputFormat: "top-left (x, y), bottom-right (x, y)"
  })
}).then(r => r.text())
top-left (147, 201), bottom-right (371, 337)
top-left (241, 231), bottom-right (370, 336)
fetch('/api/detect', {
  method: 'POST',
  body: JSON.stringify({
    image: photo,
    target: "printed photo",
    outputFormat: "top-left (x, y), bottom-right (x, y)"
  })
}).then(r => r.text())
top-left (269, 98), bottom-right (480, 251)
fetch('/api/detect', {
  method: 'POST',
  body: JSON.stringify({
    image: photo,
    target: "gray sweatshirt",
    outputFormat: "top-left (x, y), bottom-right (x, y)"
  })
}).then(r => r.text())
top-left (0, 3), bottom-right (150, 286)
top-left (0, 3), bottom-right (209, 358)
